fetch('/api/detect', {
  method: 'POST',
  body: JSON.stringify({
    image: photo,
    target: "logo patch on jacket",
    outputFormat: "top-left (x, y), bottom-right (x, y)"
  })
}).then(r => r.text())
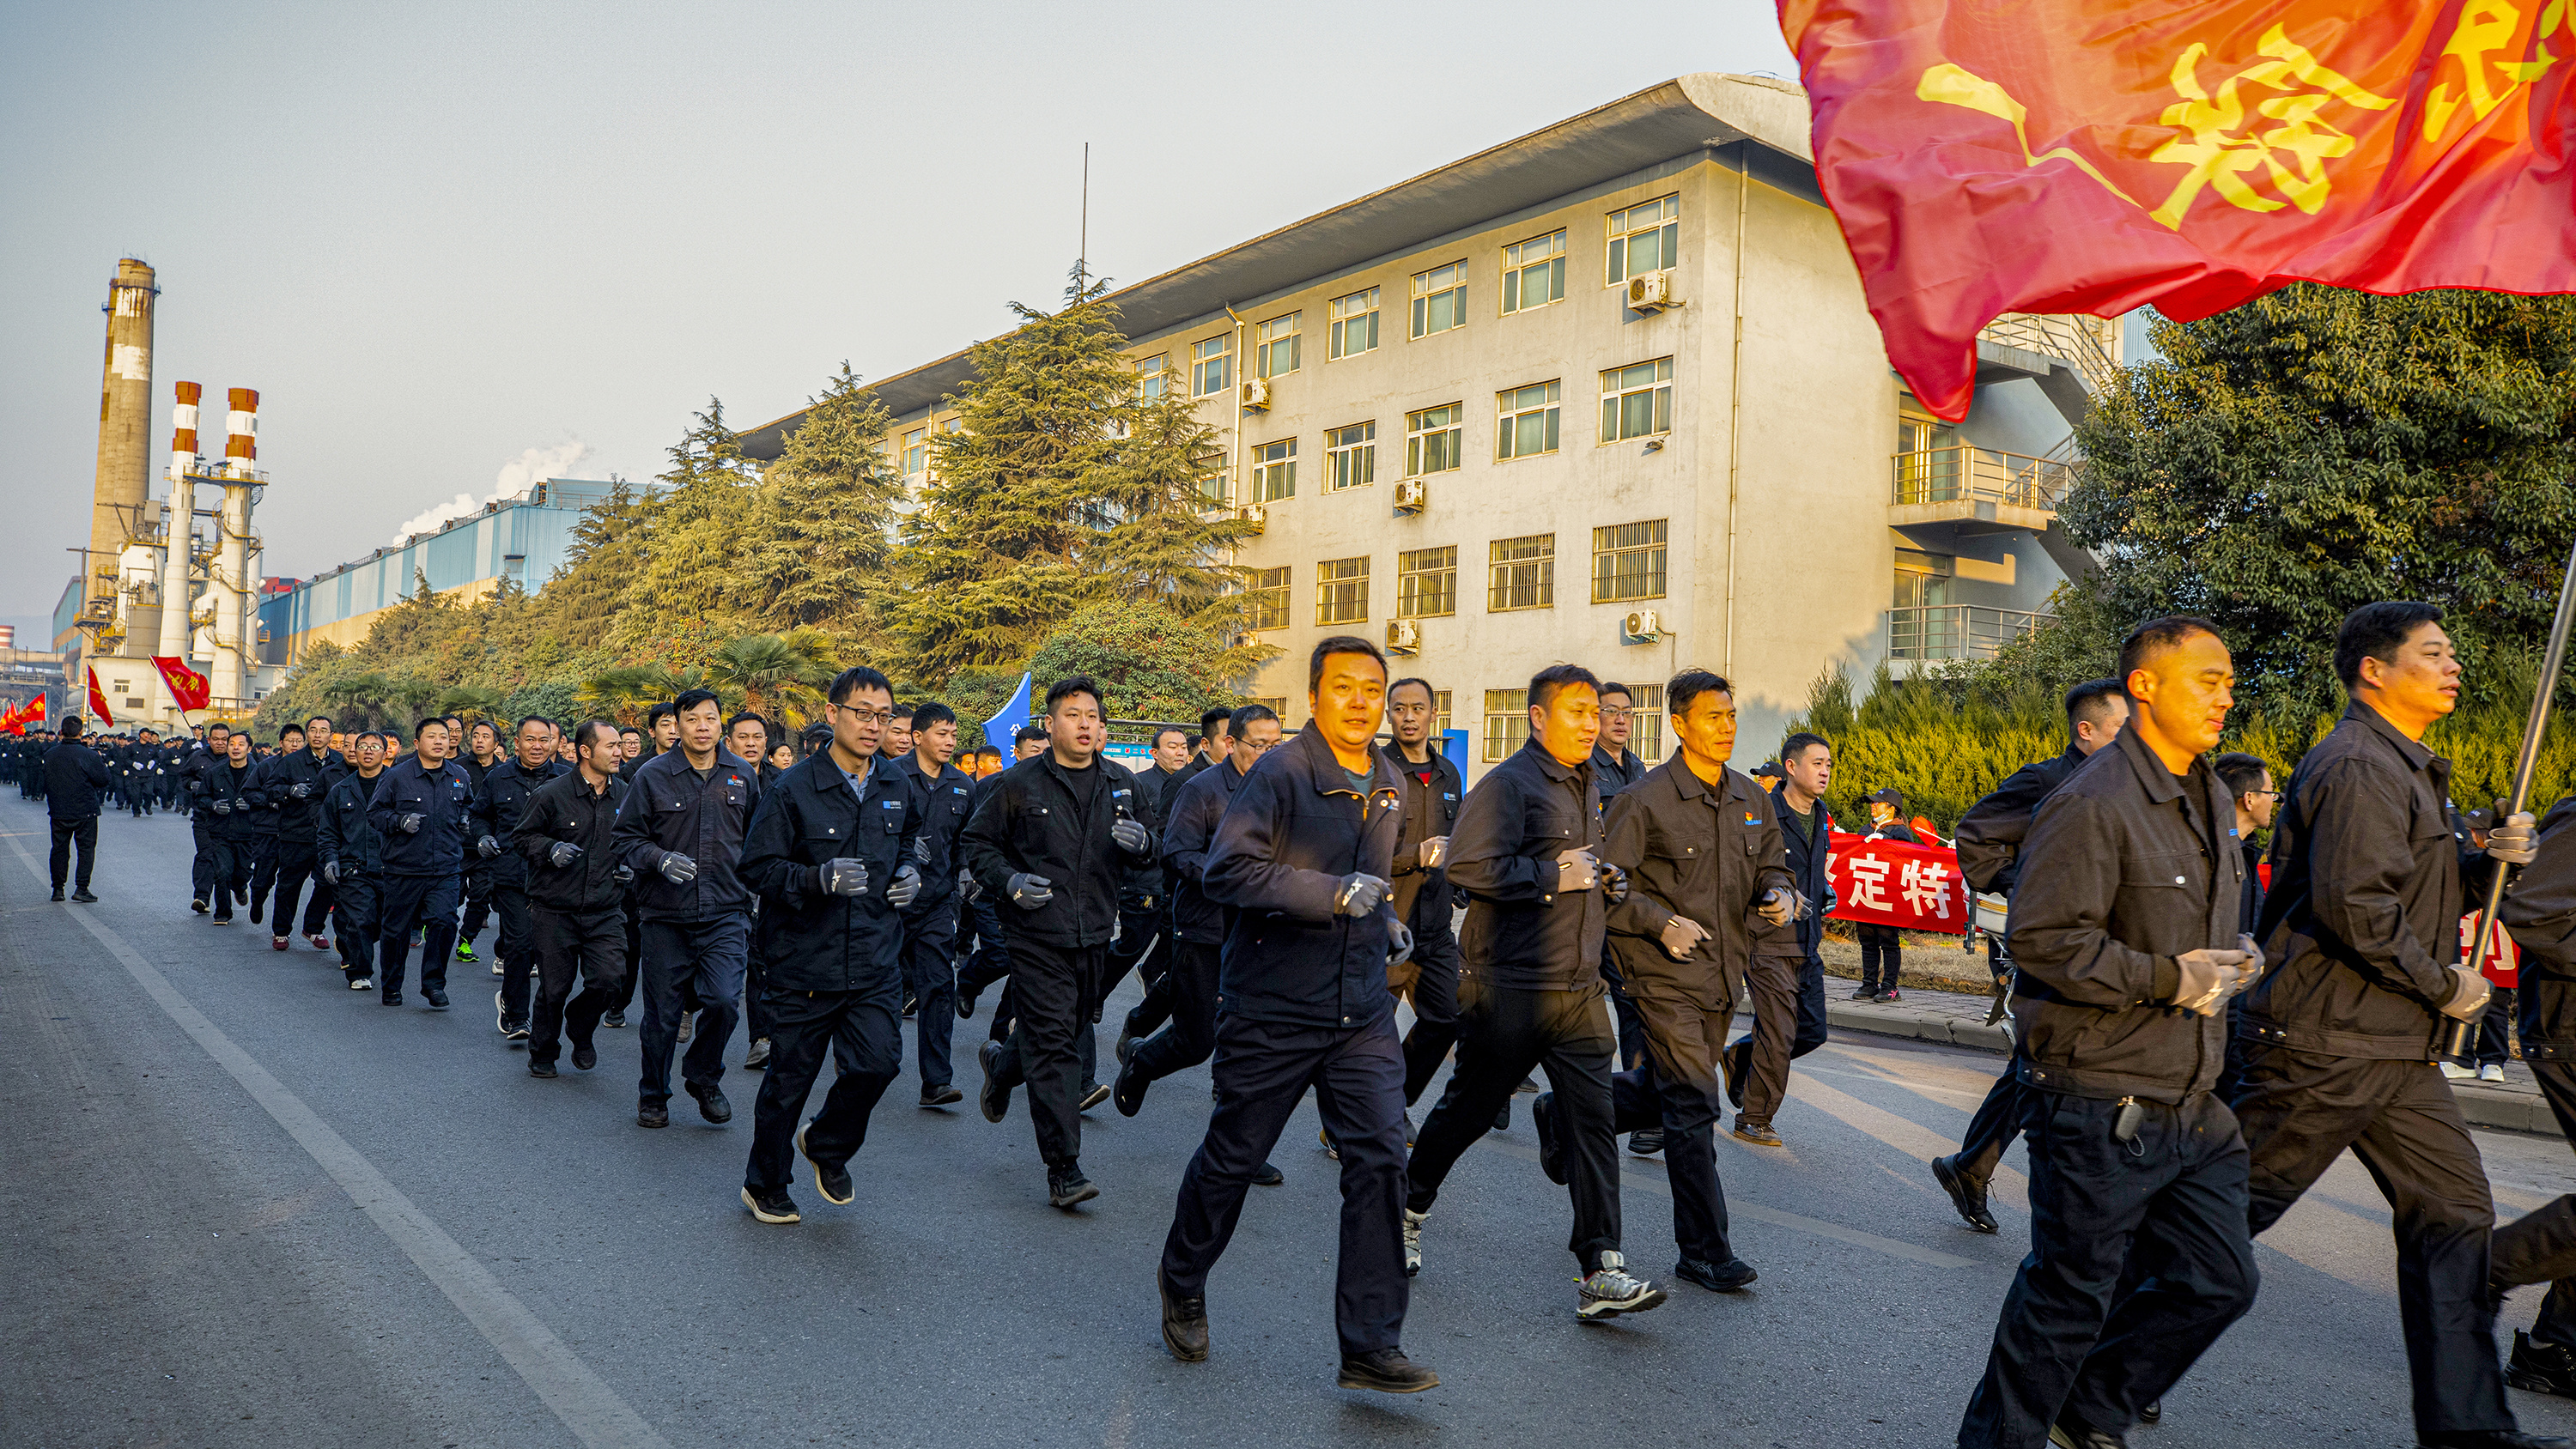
top-left (1744, 812), bottom-right (1763, 826)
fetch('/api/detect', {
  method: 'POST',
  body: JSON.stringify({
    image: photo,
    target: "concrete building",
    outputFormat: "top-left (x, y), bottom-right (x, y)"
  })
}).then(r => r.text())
top-left (278, 478), bottom-right (632, 658)
top-left (737, 73), bottom-right (2113, 773)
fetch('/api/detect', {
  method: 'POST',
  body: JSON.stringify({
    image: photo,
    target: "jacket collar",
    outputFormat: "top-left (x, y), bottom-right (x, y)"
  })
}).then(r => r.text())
top-left (1521, 736), bottom-right (1592, 788)
top-left (2346, 699), bottom-right (2436, 773)
top-left (2110, 720), bottom-right (2190, 806)
top-left (1292, 722), bottom-right (1403, 798)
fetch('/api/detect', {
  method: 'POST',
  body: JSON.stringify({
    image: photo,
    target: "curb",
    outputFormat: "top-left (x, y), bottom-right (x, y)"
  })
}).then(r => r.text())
top-left (1821, 1002), bottom-right (2564, 1139)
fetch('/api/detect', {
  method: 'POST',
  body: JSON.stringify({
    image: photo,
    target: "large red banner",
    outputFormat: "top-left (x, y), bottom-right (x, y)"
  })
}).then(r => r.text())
top-left (1825, 828), bottom-right (1972, 935)
top-left (1777, 2), bottom-right (2576, 419)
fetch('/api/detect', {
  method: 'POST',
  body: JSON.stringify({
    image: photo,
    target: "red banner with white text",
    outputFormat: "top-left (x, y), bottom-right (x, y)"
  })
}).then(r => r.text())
top-left (1825, 828), bottom-right (1972, 935)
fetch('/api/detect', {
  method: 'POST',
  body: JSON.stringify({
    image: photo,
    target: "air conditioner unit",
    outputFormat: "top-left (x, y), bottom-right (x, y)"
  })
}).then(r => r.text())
top-left (1626, 270), bottom-right (1678, 312)
top-left (1623, 609), bottom-right (1662, 643)
top-left (1234, 504), bottom-right (1266, 534)
top-left (1386, 619), bottom-right (1422, 656)
top-left (1240, 377), bottom-right (1272, 410)
top-left (1392, 477), bottom-right (1427, 515)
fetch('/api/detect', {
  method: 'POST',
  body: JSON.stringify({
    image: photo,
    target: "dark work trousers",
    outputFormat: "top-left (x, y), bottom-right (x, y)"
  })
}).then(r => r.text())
top-left (1123, 903), bottom-right (1181, 1040)
top-left (209, 839), bottom-right (249, 921)
top-left (989, 974), bottom-right (1102, 1079)
top-left (1957, 1091), bottom-right (2257, 1448)
top-left (1107, 904), bottom-right (1167, 999)
top-left (1595, 947), bottom-right (1649, 1070)
top-left (47, 815), bottom-right (97, 891)
top-left (1733, 953), bottom-right (1828, 1125)
top-left (957, 897), bottom-right (1014, 1003)
top-left (637, 913), bottom-right (750, 1106)
top-left (2233, 1046), bottom-right (2514, 1439)
top-left (1161, 1011), bottom-right (1410, 1356)
top-left (744, 922), bottom-right (774, 1046)
top-left (1127, 941), bottom-right (1222, 1084)
top-left (745, 977), bottom-right (903, 1194)
top-left (609, 897), bottom-right (642, 1016)
top-left (2474, 985), bottom-right (2518, 1069)
top-left (1406, 978), bottom-right (1623, 1271)
top-left (901, 898), bottom-right (959, 1088)
top-left (265, 838), bottom-right (326, 938)
top-left (1389, 919), bottom-right (1462, 1105)
top-left (1857, 925), bottom-right (1904, 995)
top-left (528, 906), bottom-right (627, 1067)
top-left (491, 882), bottom-right (538, 1027)
top-left (244, 834), bottom-right (279, 917)
top-left (375, 872), bottom-right (462, 997)
top-left (2494, 1038), bottom-right (2576, 1349)
top-left (191, 817), bottom-right (223, 904)
top-left (331, 875), bottom-right (379, 984)
top-left (459, 860), bottom-right (495, 948)
top-left (2213, 997), bottom-right (2251, 1103)
top-left (1611, 994), bottom-right (1736, 1265)
top-left (985, 937), bottom-right (1106, 1167)
top-left (1957, 1057), bottom-right (2029, 1185)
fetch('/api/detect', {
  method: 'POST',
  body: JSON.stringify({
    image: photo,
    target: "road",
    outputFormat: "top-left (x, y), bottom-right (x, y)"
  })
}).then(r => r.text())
top-left (7, 794), bottom-right (2576, 1448)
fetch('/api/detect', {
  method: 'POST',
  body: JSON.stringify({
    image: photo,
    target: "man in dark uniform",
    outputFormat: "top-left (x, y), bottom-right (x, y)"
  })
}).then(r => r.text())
top-left (2234, 601), bottom-right (2552, 1449)
top-left (1404, 664), bottom-right (1668, 1322)
top-left (1156, 636), bottom-right (1436, 1393)
top-left (1174, 707), bottom-right (1230, 791)
top-left (240, 729), bottom-right (287, 927)
top-left (733, 668), bottom-right (924, 1223)
top-left (201, 730), bottom-right (261, 924)
top-left (129, 728), bottom-right (159, 816)
top-left (44, 715), bottom-right (114, 902)
top-left (956, 723), bottom-right (1051, 1019)
top-left (318, 731), bottom-right (389, 990)
top-left (453, 718), bottom-right (502, 969)
top-left (512, 719), bottom-right (633, 1077)
top-left (472, 716), bottom-right (565, 1043)
top-left (1957, 615), bottom-right (2262, 1449)
top-left (2212, 750), bottom-right (2275, 1102)
top-left (1599, 670), bottom-right (1795, 1294)
top-left (183, 723), bottom-right (232, 911)
top-left (1382, 678), bottom-right (1466, 1119)
top-left (1725, 731), bottom-right (1835, 1149)
top-left (1591, 681), bottom-right (1653, 1086)
top-left (960, 677), bottom-right (1156, 1208)
top-left (895, 701), bottom-right (974, 1106)
top-left (368, 717), bottom-right (475, 1009)
top-left (1931, 678), bottom-right (2128, 1234)
top-left (1114, 724), bottom-right (1198, 1058)
top-left (252, 719), bottom-right (343, 953)
top-left (727, 712), bottom-right (780, 1069)
top-left (2490, 797), bottom-right (2576, 1400)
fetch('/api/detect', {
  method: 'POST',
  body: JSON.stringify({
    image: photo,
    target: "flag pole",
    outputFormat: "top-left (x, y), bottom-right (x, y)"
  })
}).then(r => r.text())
top-left (2443, 537), bottom-right (2576, 1061)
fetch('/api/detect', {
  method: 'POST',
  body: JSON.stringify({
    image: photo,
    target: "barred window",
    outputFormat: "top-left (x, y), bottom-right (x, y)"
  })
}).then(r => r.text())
top-left (1628, 682), bottom-right (1665, 763)
top-left (1406, 403), bottom-right (1463, 476)
top-left (1326, 421), bottom-right (1376, 492)
top-left (1315, 556), bottom-right (1370, 625)
top-left (1397, 545), bottom-right (1456, 618)
top-left (1484, 688), bottom-right (1530, 762)
top-left (1488, 533), bottom-right (1555, 611)
top-left (1591, 519), bottom-right (1668, 603)
top-left (1599, 357), bottom-right (1674, 442)
top-left (1243, 567), bottom-right (1290, 631)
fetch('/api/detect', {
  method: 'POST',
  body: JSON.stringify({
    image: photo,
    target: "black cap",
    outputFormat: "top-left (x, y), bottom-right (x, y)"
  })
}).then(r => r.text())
top-left (1750, 761), bottom-right (1783, 780)
top-left (1865, 787), bottom-right (1905, 806)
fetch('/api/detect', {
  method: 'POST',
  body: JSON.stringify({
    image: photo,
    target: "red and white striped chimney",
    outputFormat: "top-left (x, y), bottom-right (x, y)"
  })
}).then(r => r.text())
top-left (172, 380), bottom-right (202, 458)
top-left (157, 382), bottom-right (204, 662)
top-left (224, 387), bottom-right (258, 470)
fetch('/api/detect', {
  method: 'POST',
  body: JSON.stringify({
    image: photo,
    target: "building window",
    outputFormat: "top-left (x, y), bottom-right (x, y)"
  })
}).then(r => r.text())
top-left (1502, 228), bottom-right (1567, 313)
top-left (1136, 353), bottom-right (1170, 403)
top-left (1600, 357), bottom-right (1674, 442)
top-left (1252, 697), bottom-right (1288, 723)
top-left (1406, 403), bottom-right (1463, 476)
top-left (900, 427), bottom-right (928, 480)
top-left (1316, 556), bottom-right (1370, 625)
top-left (1484, 688), bottom-right (1529, 762)
top-left (1495, 380), bottom-right (1562, 460)
top-left (1607, 194), bottom-right (1680, 283)
top-left (1411, 261), bottom-right (1467, 338)
top-left (1244, 567), bottom-right (1291, 630)
top-left (1255, 312), bottom-right (1302, 379)
top-left (1191, 334), bottom-right (1233, 397)
top-left (1397, 544), bottom-right (1456, 618)
top-left (1626, 682), bottom-right (1665, 763)
top-left (1426, 689), bottom-right (1454, 739)
top-left (1328, 287), bottom-right (1380, 360)
top-left (1488, 533), bottom-right (1555, 611)
top-left (1591, 519), bottom-right (1669, 603)
top-left (1326, 421), bottom-right (1376, 491)
top-left (1250, 439), bottom-right (1297, 502)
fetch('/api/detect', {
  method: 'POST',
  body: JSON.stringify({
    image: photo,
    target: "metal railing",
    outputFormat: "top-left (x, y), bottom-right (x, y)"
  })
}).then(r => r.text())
top-left (1887, 605), bottom-right (2054, 661)
top-left (1978, 312), bottom-right (2118, 395)
top-left (1892, 446), bottom-right (2073, 511)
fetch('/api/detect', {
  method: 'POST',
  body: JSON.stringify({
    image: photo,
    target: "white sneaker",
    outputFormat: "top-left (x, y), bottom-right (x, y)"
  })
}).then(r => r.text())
top-left (2439, 1062), bottom-right (2476, 1081)
top-left (349, 976), bottom-right (374, 991)
top-left (1576, 1250), bottom-right (1668, 1322)
top-left (2480, 1064), bottom-right (2507, 1082)
top-left (1402, 1209), bottom-right (1427, 1277)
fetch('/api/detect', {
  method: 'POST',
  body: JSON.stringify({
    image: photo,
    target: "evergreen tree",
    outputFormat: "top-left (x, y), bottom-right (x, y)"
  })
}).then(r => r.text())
top-left (740, 363), bottom-right (902, 633)
top-left (1089, 359), bottom-right (1260, 624)
top-left (544, 477), bottom-right (655, 634)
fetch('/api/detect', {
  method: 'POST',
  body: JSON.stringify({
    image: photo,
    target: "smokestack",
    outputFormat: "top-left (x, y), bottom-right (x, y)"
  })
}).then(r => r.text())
top-left (210, 386), bottom-right (262, 707)
top-left (156, 381), bottom-right (202, 664)
top-left (224, 386), bottom-right (258, 470)
top-left (87, 258), bottom-right (155, 661)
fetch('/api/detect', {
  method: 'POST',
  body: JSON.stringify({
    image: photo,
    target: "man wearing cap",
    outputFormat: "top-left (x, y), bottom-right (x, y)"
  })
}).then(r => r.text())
top-left (1853, 787), bottom-right (1920, 1002)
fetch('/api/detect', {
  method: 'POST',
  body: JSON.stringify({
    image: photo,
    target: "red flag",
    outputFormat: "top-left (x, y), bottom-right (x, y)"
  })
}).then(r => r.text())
top-left (1778, 2), bottom-right (2576, 419)
top-left (155, 655), bottom-right (211, 712)
top-left (86, 667), bottom-right (116, 728)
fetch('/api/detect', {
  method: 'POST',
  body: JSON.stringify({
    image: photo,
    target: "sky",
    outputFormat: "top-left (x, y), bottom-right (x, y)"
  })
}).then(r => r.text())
top-left (0, 1), bottom-right (1801, 648)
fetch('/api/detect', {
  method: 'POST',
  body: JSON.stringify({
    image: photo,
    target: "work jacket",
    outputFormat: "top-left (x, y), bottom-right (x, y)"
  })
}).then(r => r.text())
top-left (2503, 797), bottom-right (2576, 1058)
top-left (1382, 740), bottom-right (1463, 930)
top-left (613, 747), bottom-right (762, 922)
top-left (894, 755), bottom-right (977, 911)
top-left (43, 741), bottom-right (114, 820)
top-left (958, 751), bottom-right (1154, 949)
top-left (513, 769), bottom-right (630, 915)
top-left (1753, 785), bottom-right (1835, 960)
top-left (1955, 745), bottom-right (2090, 897)
top-left (738, 752), bottom-right (923, 992)
top-left (203, 759), bottom-right (261, 840)
top-left (2245, 700), bottom-right (2497, 1059)
top-left (251, 748), bottom-right (341, 840)
top-left (1160, 757), bottom-right (1245, 945)
top-left (1446, 737), bottom-right (1607, 993)
top-left (471, 757), bottom-right (567, 887)
top-left (1589, 743), bottom-right (1649, 804)
top-left (317, 767), bottom-right (387, 876)
top-left (1601, 759), bottom-right (1792, 1010)
top-left (1204, 724), bottom-right (1404, 1029)
top-left (2007, 724), bottom-right (2245, 1103)
top-left (368, 754), bottom-right (475, 877)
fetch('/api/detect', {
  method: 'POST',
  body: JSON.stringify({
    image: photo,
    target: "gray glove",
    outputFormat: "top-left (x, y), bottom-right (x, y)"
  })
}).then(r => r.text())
top-left (212, 798), bottom-right (233, 815)
top-left (659, 852), bottom-right (698, 884)
top-left (2171, 948), bottom-right (2254, 1016)
top-left (1007, 872), bottom-right (1054, 909)
top-left (1555, 848), bottom-right (1600, 893)
top-left (321, 859), bottom-right (341, 885)
top-left (817, 858), bottom-right (870, 896)
top-left (1661, 915), bottom-right (1712, 960)
top-left (1387, 916), bottom-right (1414, 966)
top-left (914, 835), bottom-right (932, 864)
top-left (397, 812), bottom-right (424, 834)
top-left (1111, 817), bottom-right (1151, 853)
top-left (1755, 887), bottom-right (1795, 925)
top-left (477, 834), bottom-right (501, 858)
top-left (612, 864), bottom-right (635, 886)
top-left (1334, 873), bottom-right (1390, 917)
top-left (2488, 804), bottom-right (2540, 866)
top-left (2440, 964), bottom-right (2494, 1022)
top-left (289, 781), bottom-right (314, 798)
top-left (1419, 836), bottom-right (1448, 870)
top-left (549, 840), bottom-right (583, 868)
top-left (959, 869), bottom-right (981, 903)
top-left (1598, 861), bottom-right (1631, 906)
top-left (886, 864), bottom-right (923, 908)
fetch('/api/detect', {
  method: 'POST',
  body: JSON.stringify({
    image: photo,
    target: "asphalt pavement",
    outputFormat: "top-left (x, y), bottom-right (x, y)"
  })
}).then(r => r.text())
top-left (9, 794), bottom-right (2576, 1448)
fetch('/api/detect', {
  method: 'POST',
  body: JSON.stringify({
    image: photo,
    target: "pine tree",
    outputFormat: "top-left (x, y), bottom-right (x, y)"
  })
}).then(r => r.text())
top-left (740, 363), bottom-right (902, 633)
top-left (1089, 360), bottom-right (1260, 624)
top-left (544, 477), bottom-right (655, 634)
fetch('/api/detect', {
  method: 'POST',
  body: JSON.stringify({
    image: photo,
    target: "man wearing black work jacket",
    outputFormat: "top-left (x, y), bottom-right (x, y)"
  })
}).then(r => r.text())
top-left (1957, 617), bottom-right (2262, 1449)
top-left (733, 666), bottom-right (924, 1225)
top-left (473, 718), bottom-right (566, 1043)
top-left (2488, 796), bottom-right (2576, 1400)
top-left (44, 715), bottom-right (114, 902)
top-left (513, 720), bottom-right (633, 1078)
top-left (2233, 602), bottom-right (2555, 1449)
top-left (1156, 636), bottom-right (1435, 1394)
top-left (959, 675), bottom-right (1156, 1209)
top-left (368, 718), bottom-right (475, 1009)
top-left (1382, 678), bottom-right (1466, 1113)
top-left (894, 701), bottom-right (975, 1106)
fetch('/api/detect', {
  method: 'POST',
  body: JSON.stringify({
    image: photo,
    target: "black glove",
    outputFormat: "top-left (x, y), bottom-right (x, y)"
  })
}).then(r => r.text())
top-left (549, 840), bottom-right (582, 868)
top-left (1007, 873), bottom-right (1054, 909)
top-left (1334, 873), bottom-right (1390, 917)
top-left (1599, 862), bottom-right (1631, 906)
top-left (612, 864), bottom-right (635, 886)
top-left (476, 834), bottom-right (501, 858)
top-left (886, 864), bottom-right (923, 907)
top-left (397, 812), bottom-right (424, 834)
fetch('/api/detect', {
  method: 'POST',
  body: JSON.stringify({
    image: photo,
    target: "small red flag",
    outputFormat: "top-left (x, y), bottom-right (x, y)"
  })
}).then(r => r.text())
top-left (87, 667), bottom-right (117, 728)
top-left (1778, 2), bottom-right (2576, 419)
top-left (155, 655), bottom-right (211, 712)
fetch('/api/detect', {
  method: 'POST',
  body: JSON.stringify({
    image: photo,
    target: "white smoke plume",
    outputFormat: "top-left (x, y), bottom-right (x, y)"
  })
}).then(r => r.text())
top-left (390, 440), bottom-right (592, 543)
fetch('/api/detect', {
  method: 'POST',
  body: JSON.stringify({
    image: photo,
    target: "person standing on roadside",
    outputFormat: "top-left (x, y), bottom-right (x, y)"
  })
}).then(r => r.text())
top-left (512, 720), bottom-right (634, 1080)
top-left (368, 717), bottom-right (475, 1009)
top-left (43, 714), bottom-right (113, 903)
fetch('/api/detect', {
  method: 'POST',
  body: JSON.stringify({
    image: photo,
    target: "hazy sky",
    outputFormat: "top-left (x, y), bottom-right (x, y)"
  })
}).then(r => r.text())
top-left (0, 1), bottom-right (1802, 645)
